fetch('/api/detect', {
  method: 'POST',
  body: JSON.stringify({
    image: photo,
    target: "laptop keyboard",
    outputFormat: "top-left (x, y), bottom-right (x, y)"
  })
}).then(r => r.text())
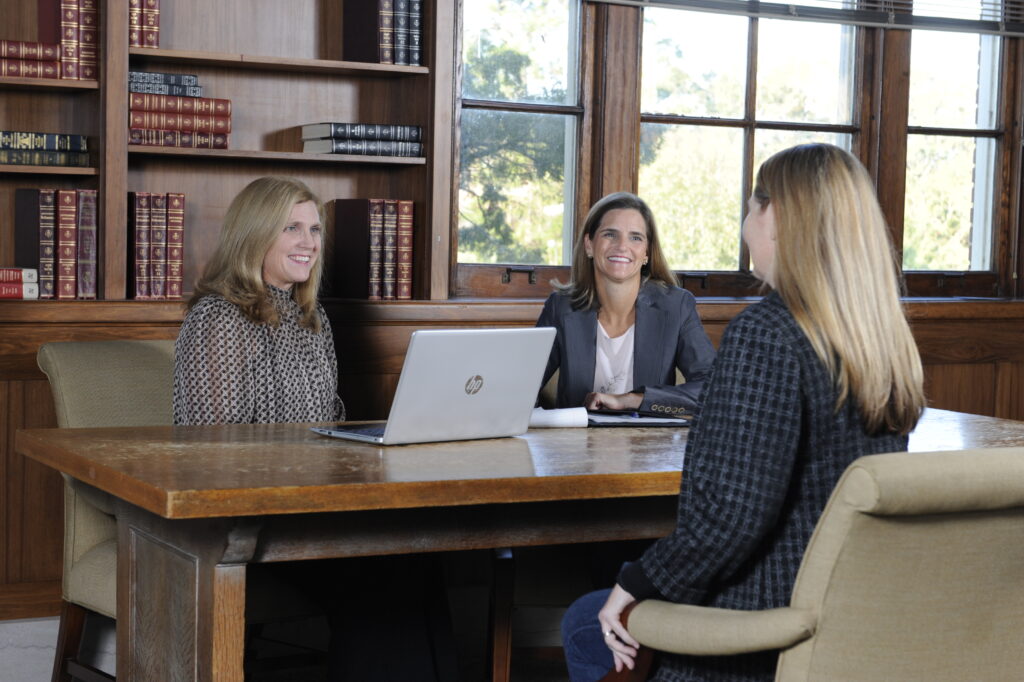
top-left (344, 424), bottom-right (386, 438)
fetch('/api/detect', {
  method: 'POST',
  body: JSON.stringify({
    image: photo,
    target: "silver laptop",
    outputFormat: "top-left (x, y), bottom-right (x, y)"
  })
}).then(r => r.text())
top-left (311, 327), bottom-right (556, 445)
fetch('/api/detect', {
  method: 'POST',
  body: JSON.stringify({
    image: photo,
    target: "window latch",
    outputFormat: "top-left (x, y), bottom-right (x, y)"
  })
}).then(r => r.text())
top-left (679, 272), bottom-right (710, 290)
top-left (502, 265), bottom-right (537, 285)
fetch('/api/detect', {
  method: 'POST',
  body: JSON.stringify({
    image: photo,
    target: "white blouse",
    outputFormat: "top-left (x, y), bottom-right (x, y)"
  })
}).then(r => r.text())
top-left (593, 322), bottom-right (635, 395)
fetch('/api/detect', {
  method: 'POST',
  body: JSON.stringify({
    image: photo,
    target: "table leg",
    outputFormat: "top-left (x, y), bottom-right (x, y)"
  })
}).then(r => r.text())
top-left (114, 502), bottom-right (260, 682)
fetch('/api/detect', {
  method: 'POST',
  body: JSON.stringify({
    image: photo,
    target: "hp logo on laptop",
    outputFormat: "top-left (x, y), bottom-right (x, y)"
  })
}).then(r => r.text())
top-left (465, 375), bottom-right (484, 395)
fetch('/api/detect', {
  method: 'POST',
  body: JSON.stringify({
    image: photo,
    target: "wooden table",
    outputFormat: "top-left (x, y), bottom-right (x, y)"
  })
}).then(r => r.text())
top-left (16, 408), bottom-right (1024, 681)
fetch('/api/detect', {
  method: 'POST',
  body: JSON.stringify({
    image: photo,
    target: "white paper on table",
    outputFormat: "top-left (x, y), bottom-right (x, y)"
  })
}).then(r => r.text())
top-left (529, 407), bottom-right (589, 428)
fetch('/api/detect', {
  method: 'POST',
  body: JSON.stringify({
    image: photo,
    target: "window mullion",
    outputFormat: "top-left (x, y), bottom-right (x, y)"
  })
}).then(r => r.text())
top-left (875, 27), bottom-right (913, 265)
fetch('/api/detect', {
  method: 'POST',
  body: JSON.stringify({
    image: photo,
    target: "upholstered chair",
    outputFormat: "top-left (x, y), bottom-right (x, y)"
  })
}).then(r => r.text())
top-left (39, 339), bottom-right (176, 682)
top-left (602, 447), bottom-right (1024, 681)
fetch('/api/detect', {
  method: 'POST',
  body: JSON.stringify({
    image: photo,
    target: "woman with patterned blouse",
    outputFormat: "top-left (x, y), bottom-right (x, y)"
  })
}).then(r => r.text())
top-left (561, 144), bottom-right (927, 682)
top-left (174, 175), bottom-right (343, 425)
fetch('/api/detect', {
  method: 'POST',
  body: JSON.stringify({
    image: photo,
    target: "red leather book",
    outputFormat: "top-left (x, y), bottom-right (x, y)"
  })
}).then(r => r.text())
top-left (59, 0), bottom-right (80, 79)
top-left (128, 128), bottom-right (229, 149)
top-left (343, 0), bottom-right (395, 64)
top-left (0, 267), bottom-right (39, 283)
top-left (75, 189), bottom-right (97, 299)
top-left (127, 192), bottom-right (151, 299)
top-left (55, 189), bottom-right (77, 299)
top-left (128, 0), bottom-right (143, 47)
top-left (165, 193), bottom-right (185, 299)
top-left (0, 283), bottom-right (40, 299)
top-left (77, 0), bottom-right (98, 80)
top-left (142, 0), bottom-right (160, 48)
top-left (396, 199), bottom-right (413, 300)
top-left (129, 111), bottom-right (232, 134)
top-left (0, 59), bottom-right (60, 78)
top-left (331, 198), bottom-right (385, 300)
top-left (149, 193), bottom-right (167, 299)
top-left (129, 93), bottom-right (232, 116)
top-left (0, 40), bottom-right (60, 60)
top-left (382, 199), bottom-right (398, 300)
top-left (14, 189), bottom-right (57, 299)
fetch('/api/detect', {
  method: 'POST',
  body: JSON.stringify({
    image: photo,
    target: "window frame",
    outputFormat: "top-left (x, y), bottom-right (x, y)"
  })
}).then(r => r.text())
top-left (450, 3), bottom-right (1024, 300)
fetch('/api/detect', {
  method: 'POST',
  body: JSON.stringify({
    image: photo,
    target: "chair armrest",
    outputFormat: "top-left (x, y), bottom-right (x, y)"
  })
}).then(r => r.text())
top-left (627, 601), bottom-right (816, 656)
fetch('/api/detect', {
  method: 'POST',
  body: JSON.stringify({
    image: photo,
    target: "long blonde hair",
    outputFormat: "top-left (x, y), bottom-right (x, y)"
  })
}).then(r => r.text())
top-left (189, 176), bottom-right (326, 332)
top-left (754, 144), bottom-right (924, 434)
top-left (556, 192), bottom-right (677, 309)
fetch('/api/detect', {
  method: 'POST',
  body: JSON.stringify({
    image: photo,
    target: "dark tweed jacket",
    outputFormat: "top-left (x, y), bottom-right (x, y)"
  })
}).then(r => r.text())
top-left (536, 282), bottom-right (716, 413)
top-left (618, 292), bottom-right (910, 682)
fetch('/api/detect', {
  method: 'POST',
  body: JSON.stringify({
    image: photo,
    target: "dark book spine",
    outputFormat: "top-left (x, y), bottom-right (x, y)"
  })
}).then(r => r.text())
top-left (382, 199), bottom-right (398, 300)
top-left (128, 0), bottom-right (143, 47)
top-left (0, 40), bottom-right (60, 60)
top-left (128, 82), bottom-right (204, 97)
top-left (368, 199), bottom-right (385, 300)
top-left (149, 193), bottom-right (167, 299)
top-left (0, 131), bottom-right (88, 152)
top-left (14, 188), bottom-right (57, 299)
top-left (142, 0), bottom-right (160, 48)
top-left (78, 0), bottom-right (98, 80)
top-left (396, 199), bottom-right (413, 300)
top-left (129, 71), bottom-right (200, 86)
top-left (75, 189), bottom-right (97, 299)
top-left (128, 192), bottom-right (151, 299)
top-left (129, 111), bottom-right (232, 134)
top-left (0, 149), bottom-right (90, 166)
top-left (0, 267), bottom-right (39, 283)
top-left (0, 283), bottom-right (40, 299)
top-left (129, 93), bottom-right (232, 116)
top-left (409, 0), bottom-right (422, 66)
top-left (56, 189), bottom-right (77, 299)
top-left (59, 0), bottom-right (80, 79)
top-left (128, 128), bottom-right (230, 149)
top-left (0, 58), bottom-right (61, 78)
top-left (393, 0), bottom-right (409, 66)
top-left (323, 140), bottom-right (423, 156)
top-left (380, 0), bottom-right (395, 64)
top-left (305, 123), bottom-right (422, 142)
top-left (166, 193), bottom-right (185, 299)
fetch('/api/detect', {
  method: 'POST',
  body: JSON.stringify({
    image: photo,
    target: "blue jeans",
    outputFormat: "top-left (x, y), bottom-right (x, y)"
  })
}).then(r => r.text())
top-left (562, 588), bottom-right (615, 682)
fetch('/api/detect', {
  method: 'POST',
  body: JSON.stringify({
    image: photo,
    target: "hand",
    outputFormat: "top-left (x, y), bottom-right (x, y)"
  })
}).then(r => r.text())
top-left (585, 391), bottom-right (643, 411)
top-left (597, 584), bottom-right (641, 672)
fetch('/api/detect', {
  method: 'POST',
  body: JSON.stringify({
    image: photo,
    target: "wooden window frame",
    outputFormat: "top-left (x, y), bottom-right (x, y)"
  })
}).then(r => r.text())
top-left (451, 4), bottom-right (1024, 300)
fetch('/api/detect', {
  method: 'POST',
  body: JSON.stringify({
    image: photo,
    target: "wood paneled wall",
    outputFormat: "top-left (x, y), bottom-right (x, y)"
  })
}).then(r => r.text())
top-left (1, 298), bottom-right (1023, 619)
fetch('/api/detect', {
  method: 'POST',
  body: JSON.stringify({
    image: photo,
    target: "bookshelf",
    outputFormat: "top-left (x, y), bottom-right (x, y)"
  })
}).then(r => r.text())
top-left (1, 0), bottom-right (452, 304)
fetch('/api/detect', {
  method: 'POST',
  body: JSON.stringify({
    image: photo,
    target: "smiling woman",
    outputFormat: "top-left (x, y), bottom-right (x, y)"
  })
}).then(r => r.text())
top-left (172, 176), bottom-right (344, 426)
top-left (536, 192), bottom-right (716, 413)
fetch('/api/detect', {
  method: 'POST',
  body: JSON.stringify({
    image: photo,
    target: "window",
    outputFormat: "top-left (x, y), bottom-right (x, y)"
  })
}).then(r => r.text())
top-left (457, 0), bottom-right (581, 269)
top-left (451, 0), bottom-right (1024, 298)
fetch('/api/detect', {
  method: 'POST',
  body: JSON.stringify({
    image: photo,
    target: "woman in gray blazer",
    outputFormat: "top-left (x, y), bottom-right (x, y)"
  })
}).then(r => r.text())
top-left (536, 192), bottom-right (716, 415)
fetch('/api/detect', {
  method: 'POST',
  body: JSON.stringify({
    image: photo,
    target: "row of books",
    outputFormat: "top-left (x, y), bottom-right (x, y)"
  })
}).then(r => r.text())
top-left (128, 191), bottom-right (185, 300)
top-left (0, 268), bottom-right (40, 299)
top-left (128, 0), bottom-right (160, 49)
top-left (0, 130), bottom-right (89, 167)
top-left (0, 1), bottom-right (98, 80)
top-left (333, 198), bottom-right (414, 300)
top-left (130, 69), bottom-right (203, 97)
top-left (302, 123), bottom-right (424, 158)
top-left (14, 188), bottom-right (97, 299)
top-left (344, 0), bottom-right (423, 67)
top-left (128, 72), bottom-right (231, 149)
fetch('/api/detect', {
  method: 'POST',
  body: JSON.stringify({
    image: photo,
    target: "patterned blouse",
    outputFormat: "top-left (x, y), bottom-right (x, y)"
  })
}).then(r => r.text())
top-left (173, 285), bottom-right (344, 425)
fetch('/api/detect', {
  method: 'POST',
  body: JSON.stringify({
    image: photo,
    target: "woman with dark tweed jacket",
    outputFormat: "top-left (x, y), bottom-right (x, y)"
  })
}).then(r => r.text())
top-left (561, 144), bottom-right (927, 682)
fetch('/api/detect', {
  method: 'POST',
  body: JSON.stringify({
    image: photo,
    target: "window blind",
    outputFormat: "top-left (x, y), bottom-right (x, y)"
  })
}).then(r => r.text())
top-left (590, 1), bottom-right (1024, 36)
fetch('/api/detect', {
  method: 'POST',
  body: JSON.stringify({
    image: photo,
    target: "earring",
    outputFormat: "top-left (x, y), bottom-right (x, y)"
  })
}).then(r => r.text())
top-left (587, 253), bottom-right (593, 259)
top-left (644, 257), bottom-right (649, 265)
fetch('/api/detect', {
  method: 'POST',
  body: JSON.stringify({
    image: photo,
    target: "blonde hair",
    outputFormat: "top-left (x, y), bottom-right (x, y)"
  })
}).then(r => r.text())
top-left (189, 176), bottom-right (326, 332)
top-left (556, 192), bottom-right (677, 309)
top-left (754, 144), bottom-right (924, 434)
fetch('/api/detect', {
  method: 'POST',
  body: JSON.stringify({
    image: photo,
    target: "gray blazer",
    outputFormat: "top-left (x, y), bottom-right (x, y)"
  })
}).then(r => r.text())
top-left (536, 282), bottom-right (716, 413)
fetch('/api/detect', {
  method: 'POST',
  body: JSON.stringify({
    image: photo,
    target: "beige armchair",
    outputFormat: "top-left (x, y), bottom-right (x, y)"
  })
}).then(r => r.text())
top-left (38, 339), bottom-right (176, 682)
top-left (604, 447), bottom-right (1024, 681)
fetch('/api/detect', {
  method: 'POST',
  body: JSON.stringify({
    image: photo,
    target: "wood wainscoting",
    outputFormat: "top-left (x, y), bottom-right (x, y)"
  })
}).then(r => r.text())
top-left (1, 297), bottom-right (1022, 619)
